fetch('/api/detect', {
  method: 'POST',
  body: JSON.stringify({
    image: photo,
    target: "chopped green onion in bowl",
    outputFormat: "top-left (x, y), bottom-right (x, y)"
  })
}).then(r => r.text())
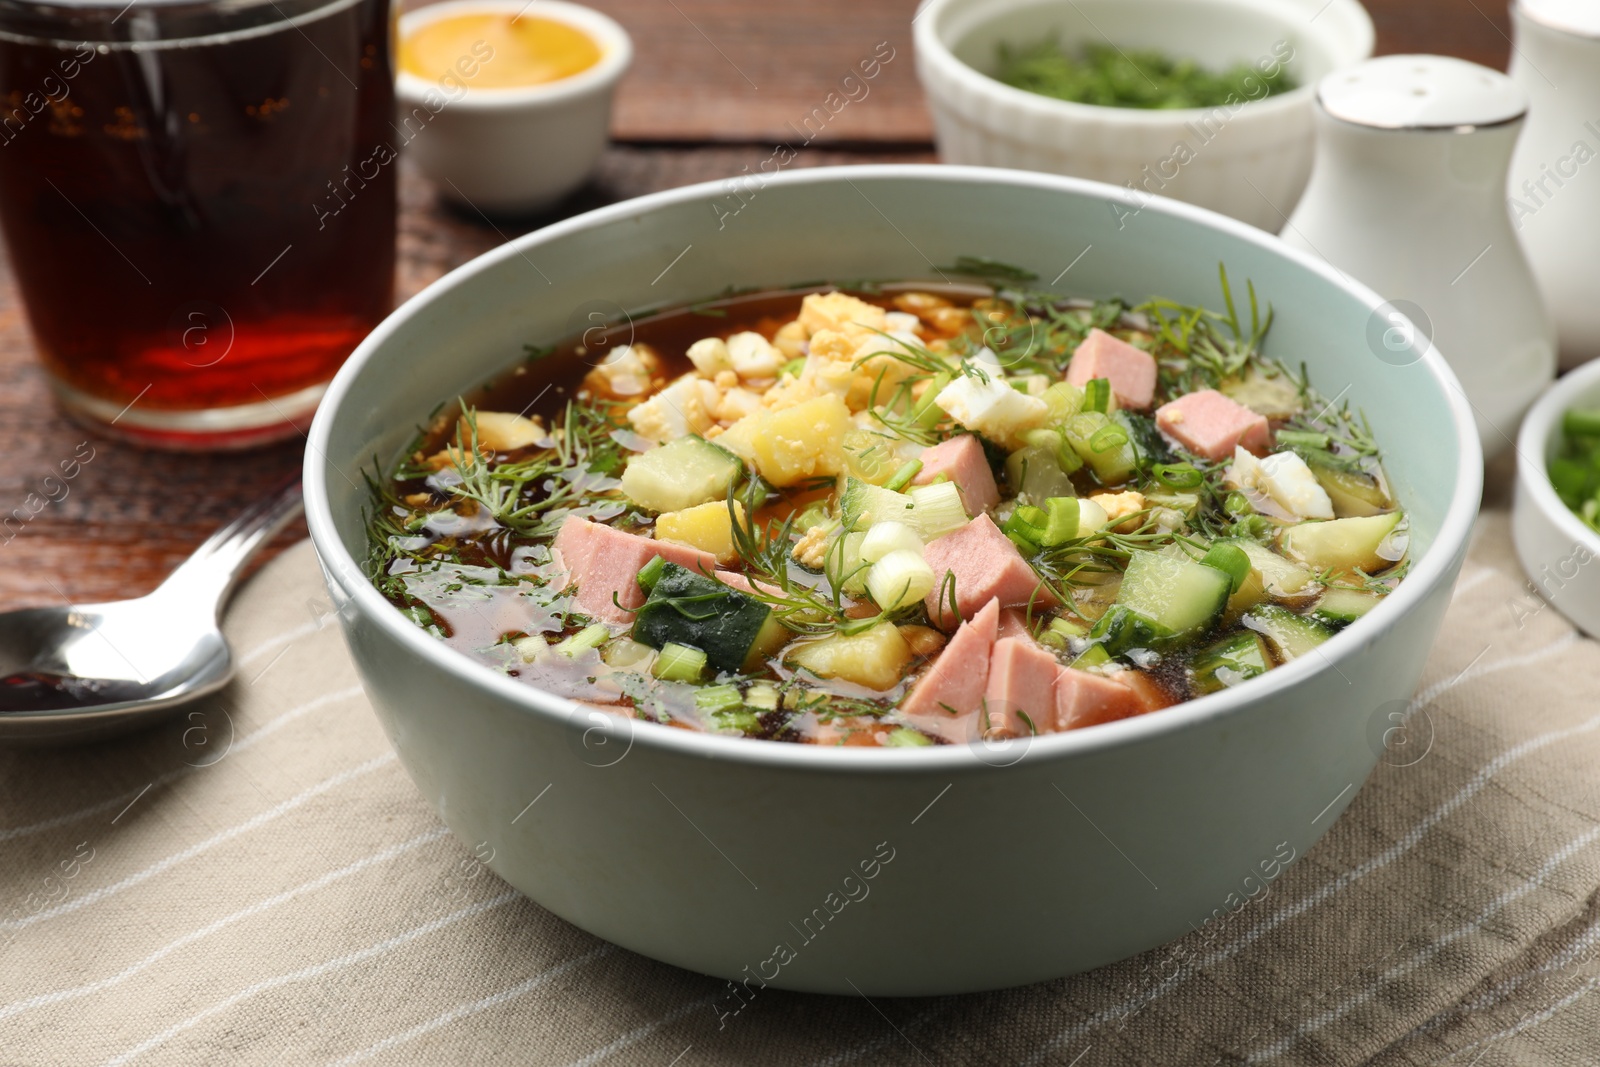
top-left (993, 39), bottom-right (1296, 110)
top-left (1550, 406), bottom-right (1600, 532)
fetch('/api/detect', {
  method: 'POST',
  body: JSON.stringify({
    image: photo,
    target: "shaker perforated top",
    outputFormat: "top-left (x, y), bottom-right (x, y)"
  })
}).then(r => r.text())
top-left (1317, 54), bottom-right (1528, 131)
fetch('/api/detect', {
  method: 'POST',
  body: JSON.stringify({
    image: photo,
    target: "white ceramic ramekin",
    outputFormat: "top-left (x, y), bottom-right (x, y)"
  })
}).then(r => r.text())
top-left (304, 165), bottom-right (1481, 995)
top-left (913, 0), bottom-right (1373, 233)
top-left (396, 0), bottom-right (632, 214)
top-left (1514, 361), bottom-right (1600, 637)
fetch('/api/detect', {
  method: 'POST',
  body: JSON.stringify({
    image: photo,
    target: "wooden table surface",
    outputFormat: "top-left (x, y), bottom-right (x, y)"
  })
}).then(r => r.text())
top-left (0, 0), bottom-right (1513, 609)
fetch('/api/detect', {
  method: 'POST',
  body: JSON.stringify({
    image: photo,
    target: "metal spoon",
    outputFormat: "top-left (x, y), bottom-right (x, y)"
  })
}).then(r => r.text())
top-left (0, 478), bottom-right (305, 745)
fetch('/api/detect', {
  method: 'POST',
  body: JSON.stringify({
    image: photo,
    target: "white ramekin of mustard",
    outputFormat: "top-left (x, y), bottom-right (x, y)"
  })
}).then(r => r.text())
top-left (396, 0), bottom-right (632, 214)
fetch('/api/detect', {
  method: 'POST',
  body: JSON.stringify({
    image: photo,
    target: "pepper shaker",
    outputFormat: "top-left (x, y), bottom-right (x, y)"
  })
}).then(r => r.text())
top-left (1282, 55), bottom-right (1556, 459)
top-left (1507, 0), bottom-right (1600, 370)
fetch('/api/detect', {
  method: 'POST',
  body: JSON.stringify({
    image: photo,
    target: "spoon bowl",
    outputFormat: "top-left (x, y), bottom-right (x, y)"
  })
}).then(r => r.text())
top-left (0, 479), bottom-right (302, 744)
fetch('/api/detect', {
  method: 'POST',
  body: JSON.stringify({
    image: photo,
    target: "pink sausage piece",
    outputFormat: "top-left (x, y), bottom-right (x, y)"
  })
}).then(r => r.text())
top-left (552, 516), bottom-right (718, 624)
top-left (1066, 328), bottom-right (1157, 410)
top-left (913, 434), bottom-right (1000, 515)
top-left (1154, 388), bottom-right (1271, 461)
top-left (922, 515), bottom-right (1059, 631)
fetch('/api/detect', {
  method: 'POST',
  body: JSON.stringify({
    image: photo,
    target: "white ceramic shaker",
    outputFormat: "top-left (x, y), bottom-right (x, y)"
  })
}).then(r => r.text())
top-left (1283, 55), bottom-right (1556, 459)
top-left (1507, 0), bottom-right (1600, 370)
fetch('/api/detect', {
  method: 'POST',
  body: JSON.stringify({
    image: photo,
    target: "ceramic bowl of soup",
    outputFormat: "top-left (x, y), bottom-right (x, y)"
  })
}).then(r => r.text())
top-left (303, 165), bottom-right (1481, 995)
top-left (395, 0), bottom-right (632, 213)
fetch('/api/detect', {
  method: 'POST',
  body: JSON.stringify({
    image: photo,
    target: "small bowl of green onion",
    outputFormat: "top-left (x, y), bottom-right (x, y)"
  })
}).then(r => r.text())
top-left (912, 0), bottom-right (1373, 233)
top-left (1514, 359), bottom-right (1600, 638)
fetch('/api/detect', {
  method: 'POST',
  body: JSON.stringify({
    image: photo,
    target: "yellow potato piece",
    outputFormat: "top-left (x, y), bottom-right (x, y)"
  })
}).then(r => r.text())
top-left (654, 501), bottom-right (746, 564)
top-left (786, 622), bottom-right (912, 692)
top-left (718, 394), bottom-right (850, 487)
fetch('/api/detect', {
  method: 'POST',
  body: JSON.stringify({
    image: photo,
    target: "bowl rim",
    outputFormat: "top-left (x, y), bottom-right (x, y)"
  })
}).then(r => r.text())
top-left (1516, 358), bottom-right (1600, 558)
top-left (912, 0), bottom-right (1374, 127)
top-left (303, 163), bottom-right (1483, 773)
top-left (395, 0), bottom-right (633, 110)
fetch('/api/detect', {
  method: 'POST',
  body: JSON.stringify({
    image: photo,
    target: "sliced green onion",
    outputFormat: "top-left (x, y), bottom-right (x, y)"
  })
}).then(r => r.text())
top-left (1153, 462), bottom-right (1204, 489)
top-left (1083, 377), bottom-right (1111, 414)
top-left (554, 623), bottom-right (608, 657)
top-left (1088, 423), bottom-right (1128, 453)
top-left (860, 520), bottom-right (923, 563)
top-left (745, 683), bottom-right (782, 711)
top-left (1563, 408), bottom-right (1600, 437)
top-left (1022, 427), bottom-right (1064, 451)
top-left (1040, 496), bottom-right (1080, 546)
top-left (1003, 505), bottom-right (1048, 551)
top-left (1039, 616), bottom-right (1089, 650)
top-left (866, 548), bottom-right (936, 611)
top-left (911, 371), bottom-right (953, 427)
top-left (1199, 542), bottom-right (1251, 594)
top-left (694, 684), bottom-right (743, 712)
top-left (1275, 429), bottom-right (1331, 450)
top-left (906, 481), bottom-right (968, 541)
top-left (780, 357), bottom-right (807, 378)
top-left (637, 555), bottom-right (667, 595)
top-left (884, 728), bottom-right (933, 747)
top-left (707, 708), bottom-right (761, 734)
top-left (883, 459), bottom-right (924, 493)
top-left (1042, 381), bottom-right (1085, 423)
top-left (652, 642), bottom-right (707, 682)
top-left (1223, 491), bottom-right (1252, 516)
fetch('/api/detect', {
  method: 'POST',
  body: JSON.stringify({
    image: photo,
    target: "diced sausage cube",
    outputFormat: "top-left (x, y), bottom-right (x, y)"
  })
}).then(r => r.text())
top-left (901, 600), bottom-right (1000, 741)
top-left (983, 636), bottom-right (1061, 738)
top-left (552, 516), bottom-right (718, 624)
top-left (997, 607), bottom-right (1037, 644)
top-left (913, 433), bottom-right (1000, 515)
top-left (1055, 667), bottom-right (1147, 730)
top-left (1155, 389), bottom-right (1271, 461)
top-left (923, 515), bottom-right (1059, 631)
top-left (1066, 328), bottom-right (1157, 410)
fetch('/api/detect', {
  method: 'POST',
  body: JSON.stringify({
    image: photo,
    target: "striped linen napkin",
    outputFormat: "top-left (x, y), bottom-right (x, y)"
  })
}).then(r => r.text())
top-left (3, 500), bottom-right (1598, 1066)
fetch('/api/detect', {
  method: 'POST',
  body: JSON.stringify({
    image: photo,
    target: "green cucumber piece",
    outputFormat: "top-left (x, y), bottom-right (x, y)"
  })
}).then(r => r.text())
top-left (1190, 631), bottom-right (1271, 695)
top-left (1115, 550), bottom-right (1230, 638)
top-left (632, 563), bottom-right (789, 671)
top-left (1243, 605), bottom-right (1333, 661)
top-left (1087, 605), bottom-right (1173, 657)
top-left (1200, 543), bottom-right (1251, 594)
top-left (620, 436), bottom-right (742, 513)
top-left (1310, 588), bottom-right (1383, 628)
top-left (1006, 444), bottom-right (1077, 503)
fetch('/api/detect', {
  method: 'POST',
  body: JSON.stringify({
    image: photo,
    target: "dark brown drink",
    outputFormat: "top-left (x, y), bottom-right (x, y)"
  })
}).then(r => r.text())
top-left (0, 0), bottom-right (396, 447)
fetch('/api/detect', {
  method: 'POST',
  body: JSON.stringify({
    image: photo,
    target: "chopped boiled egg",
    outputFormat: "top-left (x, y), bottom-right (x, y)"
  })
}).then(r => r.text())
top-left (726, 331), bottom-right (782, 379)
top-left (1227, 446), bottom-right (1334, 520)
top-left (934, 364), bottom-right (1049, 448)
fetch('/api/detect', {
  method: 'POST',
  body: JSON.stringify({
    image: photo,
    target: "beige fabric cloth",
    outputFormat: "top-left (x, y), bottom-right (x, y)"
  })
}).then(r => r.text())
top-left (5, 491), bottom-right (1600, 1066)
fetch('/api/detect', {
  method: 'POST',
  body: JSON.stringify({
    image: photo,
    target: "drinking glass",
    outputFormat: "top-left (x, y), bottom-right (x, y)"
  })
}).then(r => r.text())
top-left (0, 0), bottom-right (397, 448)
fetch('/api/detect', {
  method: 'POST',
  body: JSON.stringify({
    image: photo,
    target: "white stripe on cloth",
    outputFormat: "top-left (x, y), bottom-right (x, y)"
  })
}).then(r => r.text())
top-left (238, 616), bottom-right (335, 668)
top-left (329, 943), bottom-right (622, 1067)
top-left (0, 683), bottom-right (364, 844)
top-left (0, 826), bottom-right (450, 1022)
top-left (1426, 974), bottom-right (1600, 1066)
top-left (807, 1006), bottom-right (947, 1067)
top-left (1404, 911), bottom-right (1600, 1041)
top-left (1022, 644), bottom-right (1600, 1066)
top-left (0, 751), bottom-right (396, 932)
top-left (1244, 824), bottom-right (1600, 1062)
top-left (558, 993), bottom-right (722, 1067)
top-left (99, 889), bottom-right (522, 1067)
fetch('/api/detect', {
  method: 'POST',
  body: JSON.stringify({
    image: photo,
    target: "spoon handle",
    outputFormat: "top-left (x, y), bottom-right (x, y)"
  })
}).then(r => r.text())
top-left (152, 477), bottom-right (305, 616)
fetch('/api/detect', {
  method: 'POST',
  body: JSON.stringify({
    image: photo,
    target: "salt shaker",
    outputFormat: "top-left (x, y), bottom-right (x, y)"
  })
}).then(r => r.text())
top-left (1507, 0), bottom-right (1600, 370)
top-left (1283, 55), bottom-right (1556, 459)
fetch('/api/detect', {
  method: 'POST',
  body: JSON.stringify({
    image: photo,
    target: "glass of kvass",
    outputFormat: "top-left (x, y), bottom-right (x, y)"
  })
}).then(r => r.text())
top-left (0, 0), bottom-right (396, 449)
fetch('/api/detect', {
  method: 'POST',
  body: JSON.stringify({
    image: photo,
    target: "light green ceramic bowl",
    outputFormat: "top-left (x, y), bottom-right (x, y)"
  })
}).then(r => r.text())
top-left (303, 166), bottom-right (1481, 996)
